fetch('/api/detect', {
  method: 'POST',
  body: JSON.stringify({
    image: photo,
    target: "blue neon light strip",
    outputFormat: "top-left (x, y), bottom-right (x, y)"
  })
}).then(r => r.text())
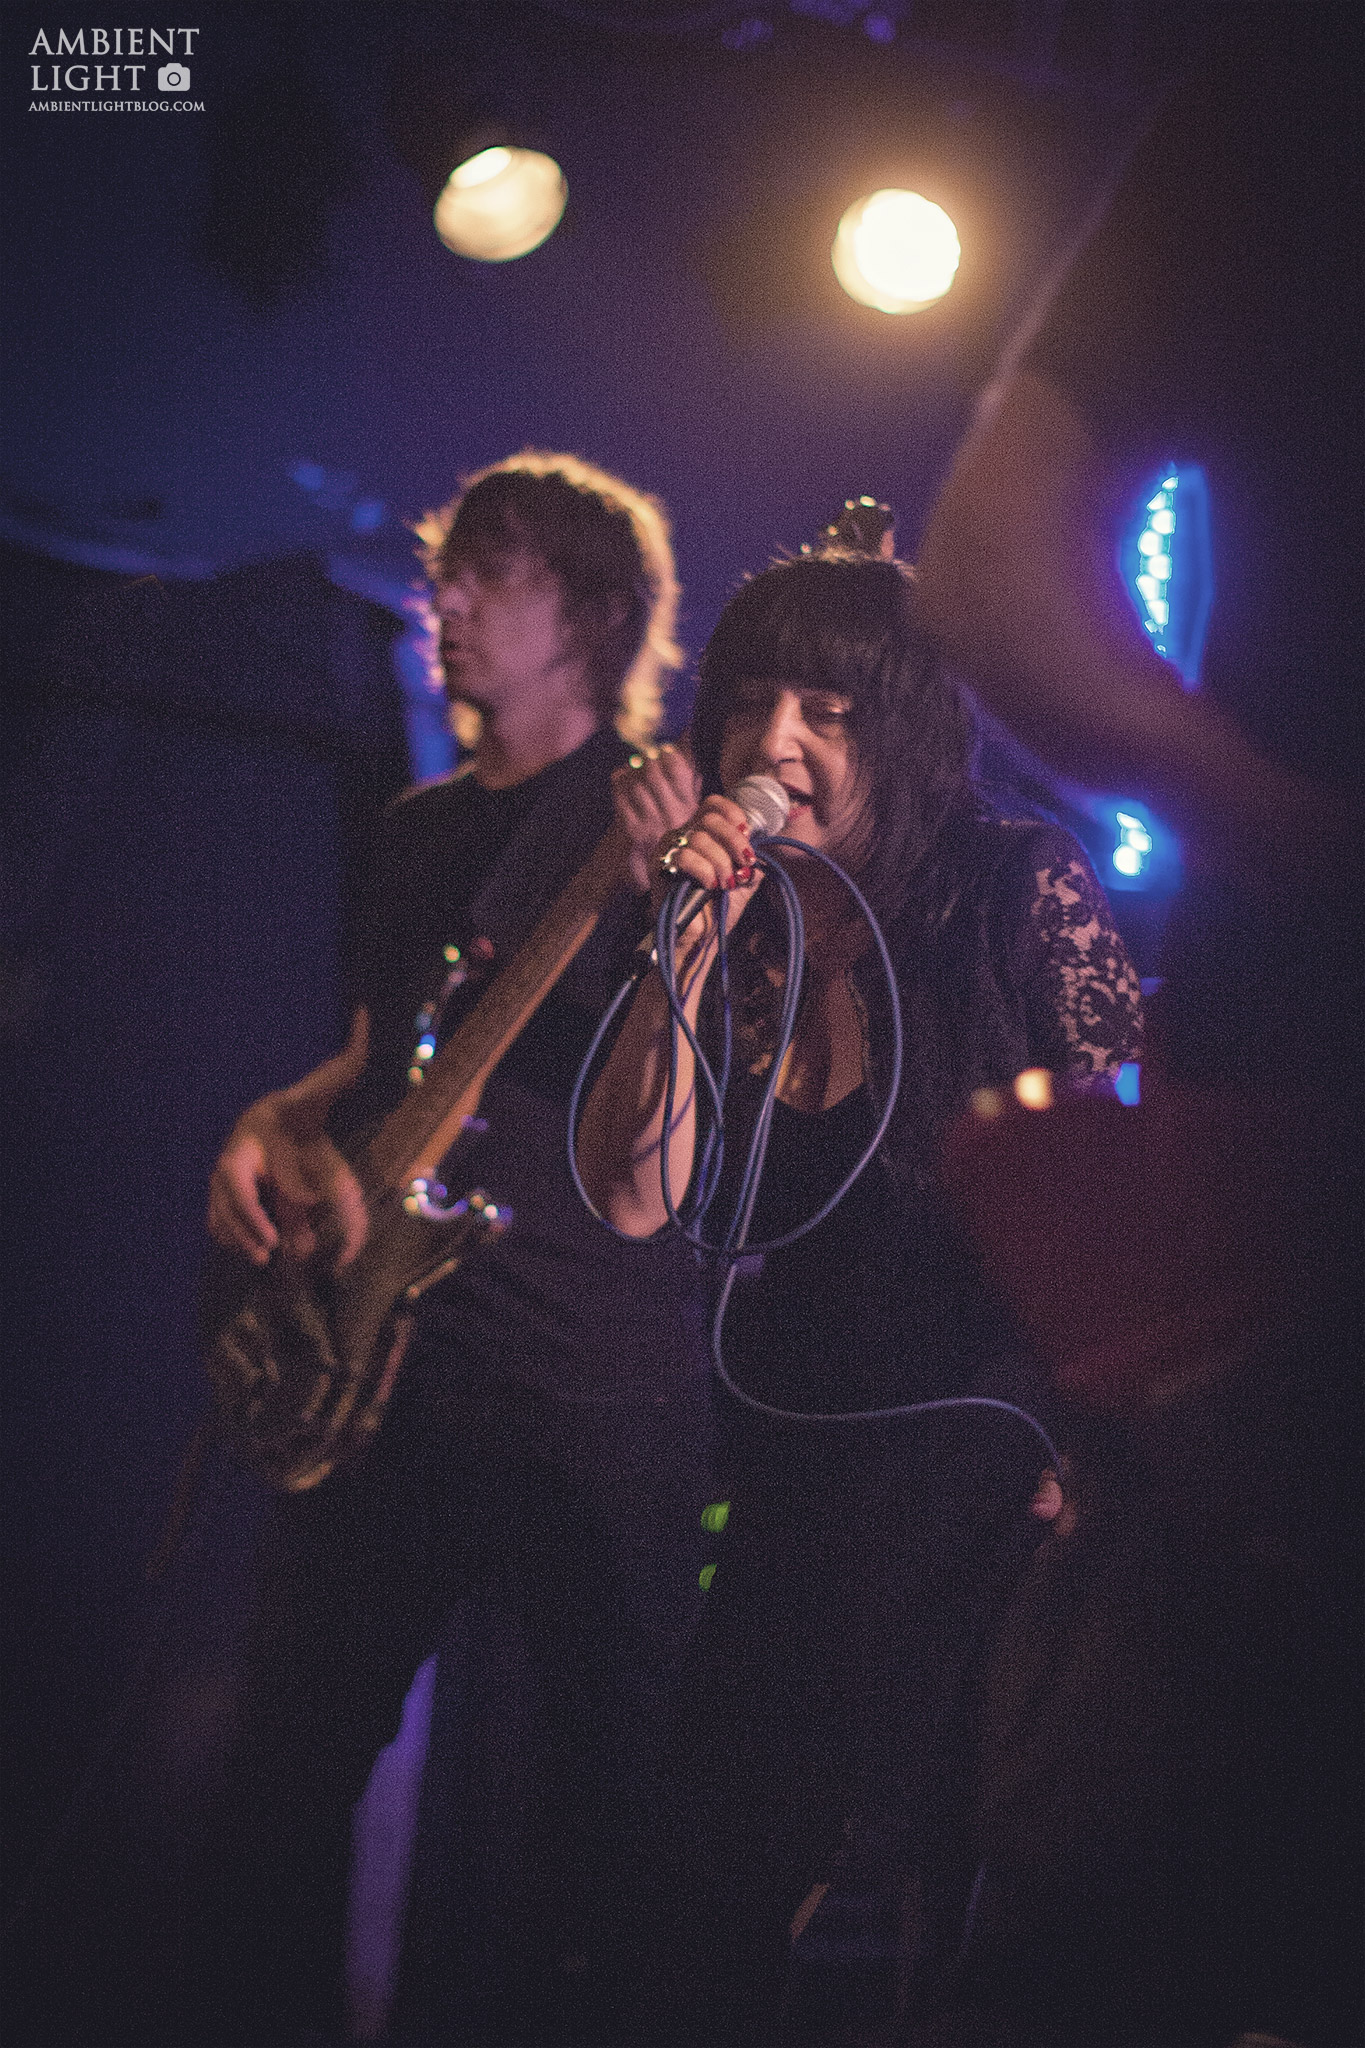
top-left (1128, 465), bottom-right (1213, 690)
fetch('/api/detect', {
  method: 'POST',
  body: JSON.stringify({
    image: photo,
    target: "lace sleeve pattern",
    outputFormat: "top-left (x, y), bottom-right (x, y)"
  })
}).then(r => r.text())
top-left (1014, 833), bottom-right (1144, 1081)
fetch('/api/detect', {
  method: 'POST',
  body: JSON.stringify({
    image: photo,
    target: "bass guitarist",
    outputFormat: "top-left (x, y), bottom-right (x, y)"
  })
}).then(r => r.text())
top-left (196, 452), bottom-right (703, 2047)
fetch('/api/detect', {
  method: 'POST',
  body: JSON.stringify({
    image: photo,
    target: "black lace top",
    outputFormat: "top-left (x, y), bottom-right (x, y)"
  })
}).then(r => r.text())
top-left (711, 810), bottom-right (1143, 1416)
top-left (1013, 842), bottom-right (1145, 1078)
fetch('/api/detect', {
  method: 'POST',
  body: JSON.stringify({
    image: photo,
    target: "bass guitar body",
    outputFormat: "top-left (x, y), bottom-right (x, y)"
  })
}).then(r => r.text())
top-left (203, 1184), bottom-right (507, 1493)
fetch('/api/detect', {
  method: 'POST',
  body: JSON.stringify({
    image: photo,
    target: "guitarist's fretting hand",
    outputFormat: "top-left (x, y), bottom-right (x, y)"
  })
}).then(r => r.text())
top-left (207, 1007), bottom-right (372, 1272)
top-left (613, 743), bottom-right (700, 892)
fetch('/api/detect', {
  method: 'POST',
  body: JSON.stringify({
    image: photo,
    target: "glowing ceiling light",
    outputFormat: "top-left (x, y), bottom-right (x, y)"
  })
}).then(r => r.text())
top-left (433, 145), bottom-right (567, 262)
top-left (456, 146), bottom-right (512, 188)
top-left (832, 189), bottom-right (960, 314)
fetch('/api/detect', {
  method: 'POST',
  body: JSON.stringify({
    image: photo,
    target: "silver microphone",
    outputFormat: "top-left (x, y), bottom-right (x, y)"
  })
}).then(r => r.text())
top-left (729, 773), bottom-right (791, 839)
top-left (672, 773), bottom-right (791, 931)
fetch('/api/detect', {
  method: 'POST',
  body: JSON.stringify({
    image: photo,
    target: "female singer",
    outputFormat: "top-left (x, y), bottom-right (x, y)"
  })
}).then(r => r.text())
top-left (577, 549), bottom-right (1143, 2041)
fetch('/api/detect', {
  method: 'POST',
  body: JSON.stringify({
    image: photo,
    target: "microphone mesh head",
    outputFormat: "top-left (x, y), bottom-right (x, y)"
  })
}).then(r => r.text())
top-left (730, 774), bottom-right (790, 837)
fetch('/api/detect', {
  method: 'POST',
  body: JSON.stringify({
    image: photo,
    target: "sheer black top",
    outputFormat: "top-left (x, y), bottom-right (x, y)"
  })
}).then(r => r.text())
top-left (711, 810), bottom-right (1142, 1418)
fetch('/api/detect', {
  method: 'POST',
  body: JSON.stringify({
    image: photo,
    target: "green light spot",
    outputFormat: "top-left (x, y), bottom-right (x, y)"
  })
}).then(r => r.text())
top-left (700, 1500), bottom-right (730, 1535)
top-left (698, 1563), bottom-right (716, 1591)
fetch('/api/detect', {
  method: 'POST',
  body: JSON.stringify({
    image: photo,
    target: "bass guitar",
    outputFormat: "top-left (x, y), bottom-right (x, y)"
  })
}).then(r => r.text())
top-left (203, 821), bottom-right (630, 1493)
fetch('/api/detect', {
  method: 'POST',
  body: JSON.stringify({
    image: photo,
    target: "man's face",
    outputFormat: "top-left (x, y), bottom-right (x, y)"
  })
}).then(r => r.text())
top-left (433, 552), bottom-right (580, 718)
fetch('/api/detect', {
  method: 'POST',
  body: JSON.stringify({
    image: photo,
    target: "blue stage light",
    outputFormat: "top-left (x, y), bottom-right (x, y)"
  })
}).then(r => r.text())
top-left (1125, 466), bottom-right (1213, 687)
top-left (1113, 809), bottom-right (1153, 876)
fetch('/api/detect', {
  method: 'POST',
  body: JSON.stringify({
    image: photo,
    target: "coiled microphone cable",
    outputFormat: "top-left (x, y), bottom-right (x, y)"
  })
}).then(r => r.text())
top-left (567, 809), bottom-right (1059, 1472)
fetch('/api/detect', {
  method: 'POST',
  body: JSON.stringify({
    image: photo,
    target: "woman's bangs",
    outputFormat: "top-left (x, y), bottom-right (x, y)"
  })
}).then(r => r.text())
top-left (712, 571), bottom-right (866, 699)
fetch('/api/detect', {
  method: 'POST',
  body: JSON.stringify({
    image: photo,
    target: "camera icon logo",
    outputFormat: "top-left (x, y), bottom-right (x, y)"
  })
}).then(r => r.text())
top-left (158, 64), bottom-right (190, 90)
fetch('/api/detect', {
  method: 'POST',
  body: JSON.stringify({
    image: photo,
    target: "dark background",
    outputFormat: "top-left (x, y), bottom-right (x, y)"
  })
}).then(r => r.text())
top-left (1, 4), bottom-right (1210, 2038)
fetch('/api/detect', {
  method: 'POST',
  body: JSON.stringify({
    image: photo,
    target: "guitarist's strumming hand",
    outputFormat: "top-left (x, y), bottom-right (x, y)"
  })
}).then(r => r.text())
top-left (612, 743), bottom-right (700, 893)
top-left (207, 1007), bottom-right (371, 1273)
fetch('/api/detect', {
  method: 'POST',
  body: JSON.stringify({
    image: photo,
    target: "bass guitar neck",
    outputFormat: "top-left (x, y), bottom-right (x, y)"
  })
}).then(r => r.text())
top-left (359, 820), bottom-right (629, 1193)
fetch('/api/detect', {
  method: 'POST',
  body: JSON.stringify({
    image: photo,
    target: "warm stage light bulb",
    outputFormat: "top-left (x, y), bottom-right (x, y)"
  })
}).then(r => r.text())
top-left (454, 146), bottom-right (513, 189)
top-left (434, 146), bottom-right (567, 262)
top-left (833, 190), bottom-right (960, 313)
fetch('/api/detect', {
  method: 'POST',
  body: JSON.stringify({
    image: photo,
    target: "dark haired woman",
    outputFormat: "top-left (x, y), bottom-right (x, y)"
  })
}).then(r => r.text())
top-left (578, 550), bottom-right (1143, 2040)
